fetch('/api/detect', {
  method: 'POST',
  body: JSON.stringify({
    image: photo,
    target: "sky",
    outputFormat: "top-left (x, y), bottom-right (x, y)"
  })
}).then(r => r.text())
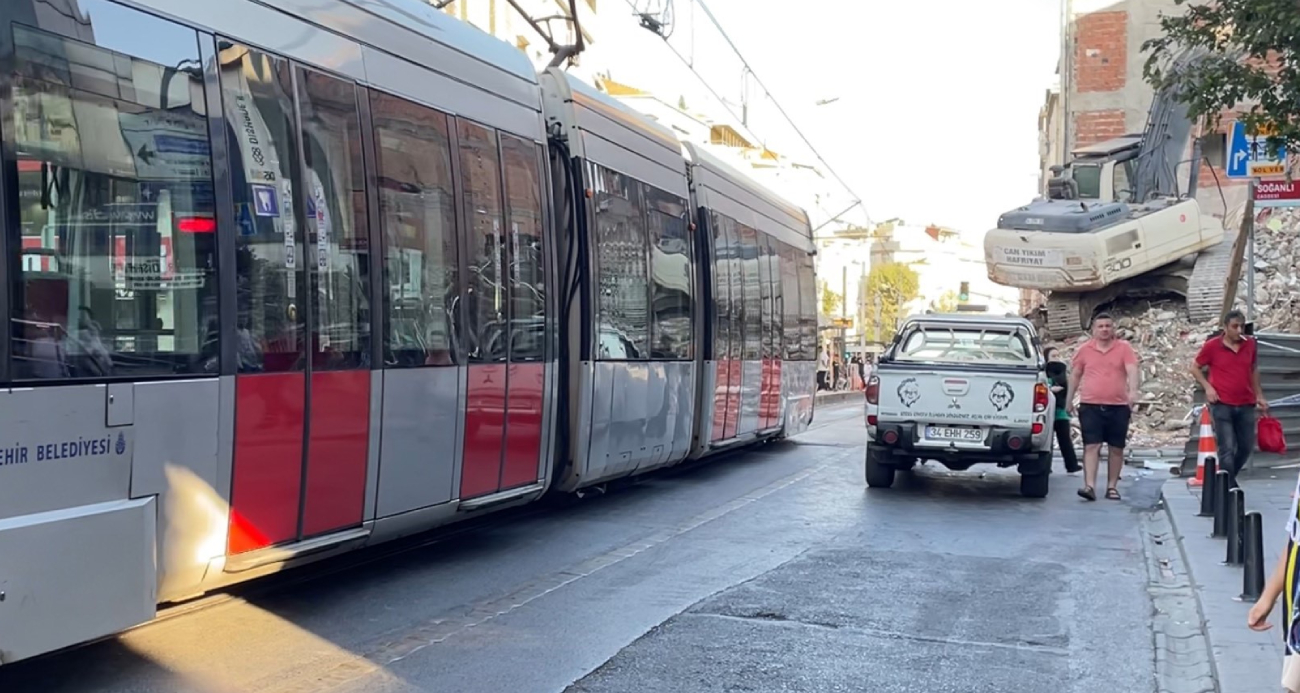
top-left (590, 0), bottom-right (1062, 236)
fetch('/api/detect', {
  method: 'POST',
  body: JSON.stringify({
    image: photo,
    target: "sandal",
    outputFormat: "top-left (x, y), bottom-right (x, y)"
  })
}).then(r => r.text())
top-left (1106, 487), bottom-right (1121, 501)
top-left (1077, 486), bottom-right (1096, 501)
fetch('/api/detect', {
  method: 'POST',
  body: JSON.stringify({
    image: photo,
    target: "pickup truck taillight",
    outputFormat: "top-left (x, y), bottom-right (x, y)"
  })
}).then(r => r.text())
top-left (865, 375), bottom-right (880, 405)
top-left (1033, 383), bottom-right (1049, 413)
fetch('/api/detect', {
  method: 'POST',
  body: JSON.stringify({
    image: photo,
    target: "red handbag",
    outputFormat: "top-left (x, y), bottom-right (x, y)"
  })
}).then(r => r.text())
top-left (1258, 415), bottom-right (1287, 453)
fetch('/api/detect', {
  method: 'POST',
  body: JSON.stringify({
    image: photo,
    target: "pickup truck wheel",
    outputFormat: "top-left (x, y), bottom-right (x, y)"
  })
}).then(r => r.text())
top-left (865, 449), bottom-right (895, 488)
top-left (1019, 472), bottom-right (1050, 499)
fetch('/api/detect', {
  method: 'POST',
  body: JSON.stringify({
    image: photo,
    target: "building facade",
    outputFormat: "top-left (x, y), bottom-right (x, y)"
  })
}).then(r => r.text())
top-left (1049, 0), bottom-right (1249, 214)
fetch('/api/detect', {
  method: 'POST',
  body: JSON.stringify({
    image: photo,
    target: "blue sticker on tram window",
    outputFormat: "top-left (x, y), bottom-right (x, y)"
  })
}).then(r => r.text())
top-left (251, 184), bottom-right (280, 217)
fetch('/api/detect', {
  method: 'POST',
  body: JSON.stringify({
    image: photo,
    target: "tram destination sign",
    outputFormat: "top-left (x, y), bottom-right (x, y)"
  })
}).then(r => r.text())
top-left (1254, 180), bottom-right (1300, 208)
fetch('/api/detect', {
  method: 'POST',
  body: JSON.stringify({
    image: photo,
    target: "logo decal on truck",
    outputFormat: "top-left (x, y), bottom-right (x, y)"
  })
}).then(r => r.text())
top-left (989, 381), bottom-right (1015, 412)
top-left (897, 378), bottom-right (921, 408)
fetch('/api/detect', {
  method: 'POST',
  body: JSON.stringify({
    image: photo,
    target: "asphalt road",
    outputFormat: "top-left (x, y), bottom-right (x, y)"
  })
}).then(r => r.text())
top-left (0, 403), bottom-right (1165, 693)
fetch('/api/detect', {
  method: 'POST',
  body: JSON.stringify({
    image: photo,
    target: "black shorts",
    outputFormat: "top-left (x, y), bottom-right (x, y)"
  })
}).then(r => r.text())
top-left (1078, 404), bottom-right (1131, 448)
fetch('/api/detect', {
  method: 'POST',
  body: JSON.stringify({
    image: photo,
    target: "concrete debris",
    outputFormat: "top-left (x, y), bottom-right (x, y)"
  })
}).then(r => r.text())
top-left (1239, 207), bottom-right (1300, 334)
top-left (1045, 208), bottom-right (1300, 448)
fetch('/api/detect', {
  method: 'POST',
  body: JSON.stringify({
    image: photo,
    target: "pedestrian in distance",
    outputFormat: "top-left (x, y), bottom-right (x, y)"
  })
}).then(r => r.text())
top-left (1065, 312), bottom-right (1140, 501)
top-left (817, 346), bottom-right (830, 391)
top-left (1245, 466), bottom-right (1300, 692)
top-left (1044, 346), bottom-right (1081, 474)
top-left (1190, 309), bottom-right (1268, 490)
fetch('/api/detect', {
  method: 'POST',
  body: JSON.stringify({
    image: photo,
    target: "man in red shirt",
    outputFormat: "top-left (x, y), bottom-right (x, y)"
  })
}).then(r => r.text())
top-left (1066, 312), bottom-right (1140, 502)
top-left (1191, 309), bottom-right (1268, 488)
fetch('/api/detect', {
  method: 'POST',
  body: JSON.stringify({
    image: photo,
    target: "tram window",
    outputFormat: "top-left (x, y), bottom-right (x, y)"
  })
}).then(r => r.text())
top-left (3, 23), bottom-right (219, 380)
top-left (370, 91), bottom-right (459, 367)
top-left (297, 67), bottom-right (370, 370)
top-left (500, 133), bottom-right (546, 362)
top-left (220, 45), bottom-right (305, 373)
top-left (591, 164), bottom-right (649, 359)
top-left (456, 119), bottom-right (507, 363)
top-left (710, 212), bottom-right (731, 362)
top-left (645, 186), bottom-right (692, 360)
top-left (780, 244), bottom-right (801, 360)
top-left (797, 252), bottom-right (817, 360)
top-left (723, 213), bottom-right (743, 361)
top-left (756, 232), bottom-right (774, 361)
top-left (736, 223), bottom-right (761, 361)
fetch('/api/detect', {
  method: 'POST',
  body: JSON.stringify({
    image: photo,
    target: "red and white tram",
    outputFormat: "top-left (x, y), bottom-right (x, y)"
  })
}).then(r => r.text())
top-left (0, 0), bottom-right (819, 664)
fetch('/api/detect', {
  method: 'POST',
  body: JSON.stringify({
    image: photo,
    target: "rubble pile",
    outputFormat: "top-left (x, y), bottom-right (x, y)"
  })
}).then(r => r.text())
top-left (1048, 208), bottom-right (1300, 448)
top-left (1239, 208), bottom-right (1300, 333)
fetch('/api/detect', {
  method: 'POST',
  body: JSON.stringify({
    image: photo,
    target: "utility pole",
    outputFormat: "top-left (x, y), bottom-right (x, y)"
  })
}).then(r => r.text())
top-left (874, 293), bottom-right (882, 343)
top-left (860, 264), bottom-right (869, 350)
top-left (841, 265), bottom-right (848, 320)
top-left (1221, 180), bottom-right (1255, 322)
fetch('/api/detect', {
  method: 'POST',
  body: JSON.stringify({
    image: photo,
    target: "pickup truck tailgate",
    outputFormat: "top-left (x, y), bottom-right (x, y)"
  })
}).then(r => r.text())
top-left (876, 367), bottom-right (1040, 428)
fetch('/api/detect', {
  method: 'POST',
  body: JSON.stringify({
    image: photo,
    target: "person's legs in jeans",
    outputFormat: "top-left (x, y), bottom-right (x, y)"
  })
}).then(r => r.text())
top-left (1231, 404), bottom-right (1258, 485)
top-left (1211, 403), bottom-right (1241, 487)
top-left (1054, 418), bottom-right (1079, 473)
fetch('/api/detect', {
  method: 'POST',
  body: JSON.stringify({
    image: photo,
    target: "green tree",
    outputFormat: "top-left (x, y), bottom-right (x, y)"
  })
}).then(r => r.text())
top-left (932, 290), bottom-right (960, 313)
top-left (865, 262), bottom-right (920, 342)
top-left (1143, 0), bottom-right (1300, 152)
top-left (819, 282), bottom-right (842, 316)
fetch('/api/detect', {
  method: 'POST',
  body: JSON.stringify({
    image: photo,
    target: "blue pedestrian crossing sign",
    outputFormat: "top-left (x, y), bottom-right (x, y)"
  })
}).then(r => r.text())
top-left (1227, 121), bottom-right (1287, 178)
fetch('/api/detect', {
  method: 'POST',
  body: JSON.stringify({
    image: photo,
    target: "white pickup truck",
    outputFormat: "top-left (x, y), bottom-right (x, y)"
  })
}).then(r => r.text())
top-left (864, 313), bottom-right (1055, 498)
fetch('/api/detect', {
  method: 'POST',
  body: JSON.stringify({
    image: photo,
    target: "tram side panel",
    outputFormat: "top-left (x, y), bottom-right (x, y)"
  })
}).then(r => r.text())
top-left (0, 0), bottom-right (557, 666)
top-left (576, 163), bottom-right (696, 484)
top-left (539, 70), bottom-right (696, 491)
top-left (780, 246), bottom-right (816, 437)
top-left (0, 3), bottom-right (233, 662)
top-left (681, 142), bottom-right (817, 449)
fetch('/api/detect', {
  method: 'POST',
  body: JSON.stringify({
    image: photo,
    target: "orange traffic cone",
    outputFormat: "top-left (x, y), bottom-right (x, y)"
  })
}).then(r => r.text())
top-left (1188, 406), bottom-right (1217, 488)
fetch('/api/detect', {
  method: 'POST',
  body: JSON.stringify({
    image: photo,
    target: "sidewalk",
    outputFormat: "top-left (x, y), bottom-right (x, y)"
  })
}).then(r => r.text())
top-left (814, 389), bottom-right (860, 407)
top-left (1163, 468), bottom-right (1299, 693)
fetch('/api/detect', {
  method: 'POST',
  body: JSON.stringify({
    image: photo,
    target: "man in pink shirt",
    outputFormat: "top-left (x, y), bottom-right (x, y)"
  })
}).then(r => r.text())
top-left (1065, 312), bottom-right (1140, 501)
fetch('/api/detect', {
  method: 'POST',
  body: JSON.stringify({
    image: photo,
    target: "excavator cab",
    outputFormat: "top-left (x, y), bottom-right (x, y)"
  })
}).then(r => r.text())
top-left (1047, 135), bottom-right (1142, 204)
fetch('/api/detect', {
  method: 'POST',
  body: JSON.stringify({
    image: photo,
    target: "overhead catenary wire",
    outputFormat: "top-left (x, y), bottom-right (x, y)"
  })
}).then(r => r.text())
top-left (625, 0), bottom-right (869, 225)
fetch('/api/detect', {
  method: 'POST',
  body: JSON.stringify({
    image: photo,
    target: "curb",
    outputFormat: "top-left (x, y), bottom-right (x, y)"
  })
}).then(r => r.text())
top-left (1152, 484), bottom-right (1220, 693)
top-left (814, 391), bottom-right (860, 407)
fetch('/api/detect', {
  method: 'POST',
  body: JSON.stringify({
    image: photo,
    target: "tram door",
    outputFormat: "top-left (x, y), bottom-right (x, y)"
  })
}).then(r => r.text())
top-left (456, 123), bottom-right (548, 500)
top-left (221, 45), bottom-right (372, 554)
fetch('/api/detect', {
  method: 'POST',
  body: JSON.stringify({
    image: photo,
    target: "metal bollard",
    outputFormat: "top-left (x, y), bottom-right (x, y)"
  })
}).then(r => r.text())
top-left (1225, 488), bottom-right (1245, 565)
top-left (1198, 457), bottom-right (1218, 517)
top-left (1212, 470), bottom-right (1231, 538)
top-left (1242, 512), bottom-right (1265, 601)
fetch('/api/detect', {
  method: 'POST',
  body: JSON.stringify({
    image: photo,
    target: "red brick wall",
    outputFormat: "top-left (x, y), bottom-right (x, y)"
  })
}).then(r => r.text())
top-left (1075, 11), bottom-right (1127, 93)
top-left (1075, 109), bottom-right (1126, 146)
